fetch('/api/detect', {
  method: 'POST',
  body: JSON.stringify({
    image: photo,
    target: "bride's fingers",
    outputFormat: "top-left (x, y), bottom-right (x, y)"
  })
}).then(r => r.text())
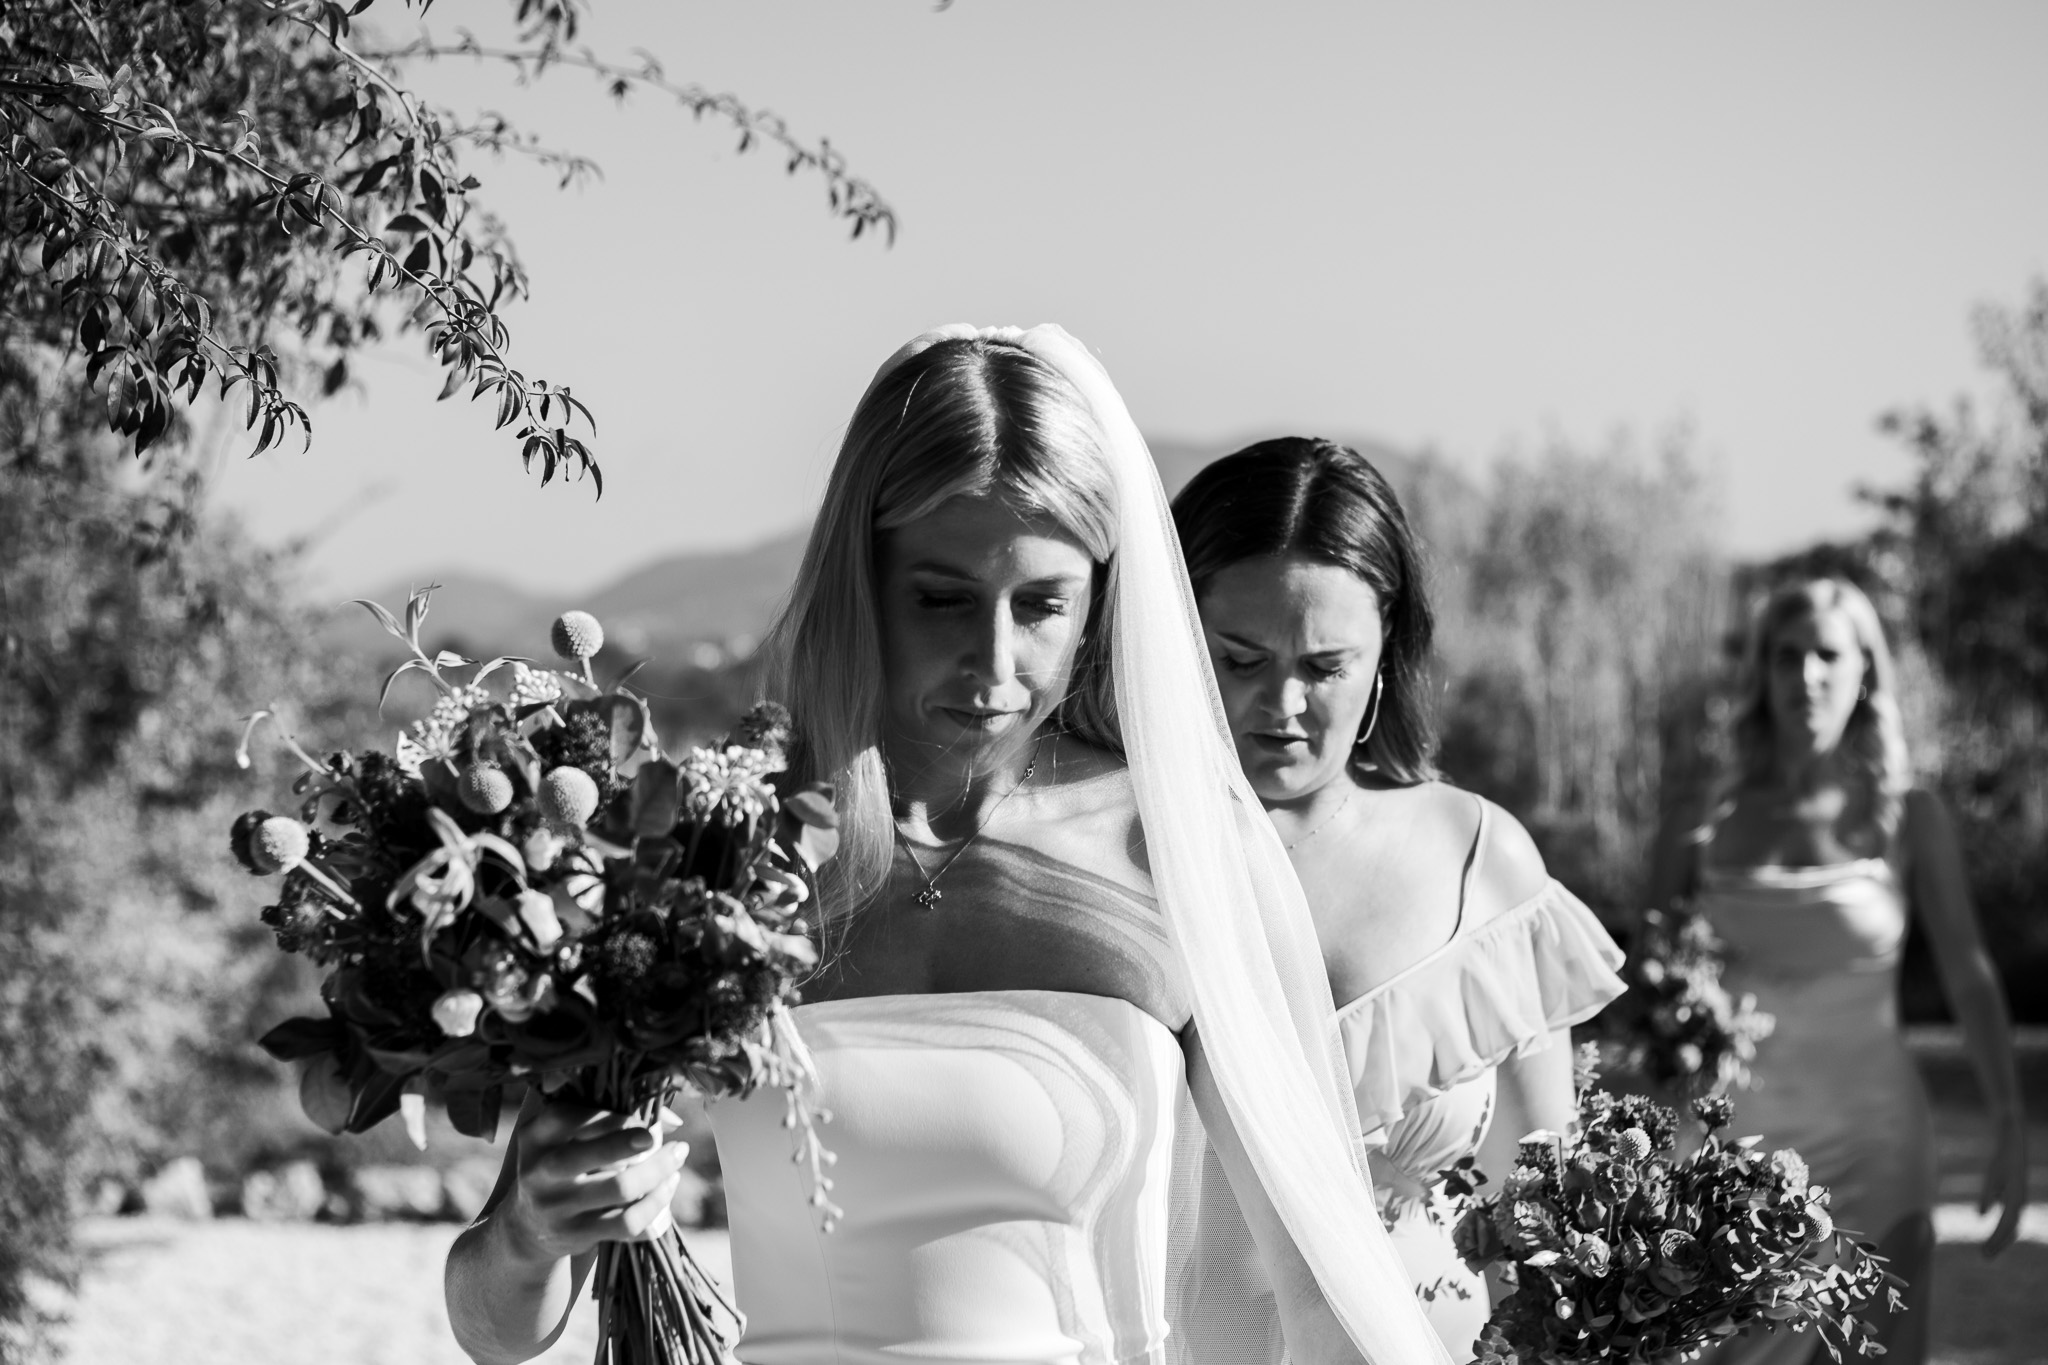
top-left (587, 1168), bottom-right (686, 1243)
top-left (519, 1101), bottom-right (636, 1150)
top-left (529, 1124), bottom-right (663, 1186)
top-left (540, 1140), bottom-right (691, 1217)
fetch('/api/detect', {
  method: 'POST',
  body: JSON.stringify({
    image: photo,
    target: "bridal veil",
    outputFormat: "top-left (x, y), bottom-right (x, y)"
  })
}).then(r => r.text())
top-left (861, 324), bottom-right (1452, 1365)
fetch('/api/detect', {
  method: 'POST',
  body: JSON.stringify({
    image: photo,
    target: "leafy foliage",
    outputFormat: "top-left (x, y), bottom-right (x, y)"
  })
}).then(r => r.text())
top-left (1431, 430), bottom-right (1728, 920)
top-left (0, 438), bottom-right (358, 1358)
top-left (1450, 1049), bottom-right (1900, 1365)
top-left (0, 0), bottom-right (894, 485)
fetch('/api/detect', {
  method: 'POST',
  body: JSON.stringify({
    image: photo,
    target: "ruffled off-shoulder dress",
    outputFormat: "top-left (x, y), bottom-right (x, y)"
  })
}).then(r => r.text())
top-left (1340, 797), bottom-right (1628, 1358)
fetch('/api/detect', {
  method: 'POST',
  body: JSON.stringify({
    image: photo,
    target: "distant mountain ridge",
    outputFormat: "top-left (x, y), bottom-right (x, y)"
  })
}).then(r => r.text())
top-left (328, 434), bottom-right (1437, 662)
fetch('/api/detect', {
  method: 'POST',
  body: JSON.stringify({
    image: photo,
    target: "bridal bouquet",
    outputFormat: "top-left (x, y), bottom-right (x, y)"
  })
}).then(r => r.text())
top-left (232, 590), bottom-right (838, 1365)
top-left (1607, 906), bottom-right (1775, 1095)
top-left (1448, 1048), bottom-right (1898, 1365)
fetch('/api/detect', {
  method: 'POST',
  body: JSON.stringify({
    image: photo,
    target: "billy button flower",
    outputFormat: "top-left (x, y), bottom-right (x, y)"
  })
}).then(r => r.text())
top-left (231, 811), bottom-right (358, 909)
top-left (458, 763), bottom-right (516, 815)
top-left (551, 610), bottom-right (604, 685)
top-left (539, 765), bottom-right (602, 827)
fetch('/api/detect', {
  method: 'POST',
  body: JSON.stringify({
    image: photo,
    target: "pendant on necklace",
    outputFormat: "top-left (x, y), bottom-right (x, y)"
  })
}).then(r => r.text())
top-left (914, 885), bottom-right (943, 911)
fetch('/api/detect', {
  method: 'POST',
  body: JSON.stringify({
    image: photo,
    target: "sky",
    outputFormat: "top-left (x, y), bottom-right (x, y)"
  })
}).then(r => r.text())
top-left (203, 0), bottom-right (2048, 601)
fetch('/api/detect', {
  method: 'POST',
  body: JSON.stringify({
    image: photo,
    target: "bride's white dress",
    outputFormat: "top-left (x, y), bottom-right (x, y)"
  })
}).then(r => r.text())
top-left (714, 991), bottom-right (1189, 1364)
top-left (709, 828), bottom-right (1196, 1365)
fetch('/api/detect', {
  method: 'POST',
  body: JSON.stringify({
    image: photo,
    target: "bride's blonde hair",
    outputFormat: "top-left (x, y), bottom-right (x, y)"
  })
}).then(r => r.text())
top-left (1727, 576), bottom-right (1911, 838)
top-left (764, 336), bottom-right (1122, 919)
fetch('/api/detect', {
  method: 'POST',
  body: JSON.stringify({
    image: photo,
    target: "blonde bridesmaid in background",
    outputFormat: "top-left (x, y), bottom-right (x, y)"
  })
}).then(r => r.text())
top-left (1650, 576), bottom-right (2028, 1365)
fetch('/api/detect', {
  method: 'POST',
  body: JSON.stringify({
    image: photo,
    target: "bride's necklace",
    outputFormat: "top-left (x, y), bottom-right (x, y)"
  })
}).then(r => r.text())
top-left (1279, 788), bottom-right (1356, 852)
top-left (894, 738), bottom-right (1044, 911)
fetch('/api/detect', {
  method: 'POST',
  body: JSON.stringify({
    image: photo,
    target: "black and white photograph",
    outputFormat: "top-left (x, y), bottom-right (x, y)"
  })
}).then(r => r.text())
top-left (3, 4), bottom-right (2043, 1363)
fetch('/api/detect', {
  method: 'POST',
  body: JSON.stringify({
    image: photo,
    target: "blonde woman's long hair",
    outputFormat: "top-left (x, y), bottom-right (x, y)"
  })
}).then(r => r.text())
top-left (1726, 576), bottom-right (1912, 839)
top-left (763, 336), bottom-right (1122, 920)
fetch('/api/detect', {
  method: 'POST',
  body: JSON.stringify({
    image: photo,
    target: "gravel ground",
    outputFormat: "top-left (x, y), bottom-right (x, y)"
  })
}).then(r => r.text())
top-left (49, 1207), bottom-right (2048, 1365)
top-left (55, 1218), bottom-right (726, 1365)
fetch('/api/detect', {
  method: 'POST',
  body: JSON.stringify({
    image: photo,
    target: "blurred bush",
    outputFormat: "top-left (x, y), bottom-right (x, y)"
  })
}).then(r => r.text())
top-left (1409, 426), bottom-right (1728, 931)
top-left (0, 410), bottom-right (367, 1354)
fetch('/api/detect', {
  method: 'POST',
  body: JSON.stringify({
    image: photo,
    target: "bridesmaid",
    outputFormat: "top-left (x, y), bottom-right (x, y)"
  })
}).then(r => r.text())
top-left (1650, 576), bottom-right (2029, 1365)
top-left (1171, 437), bottom-right (1628, 1361)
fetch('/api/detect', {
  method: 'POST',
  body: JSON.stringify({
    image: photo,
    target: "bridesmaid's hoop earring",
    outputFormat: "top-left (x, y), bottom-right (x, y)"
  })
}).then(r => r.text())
top-left (1354, 671), bottom-right (1386, 750)
top-left (1858, 684), bottom-right (1870, 702)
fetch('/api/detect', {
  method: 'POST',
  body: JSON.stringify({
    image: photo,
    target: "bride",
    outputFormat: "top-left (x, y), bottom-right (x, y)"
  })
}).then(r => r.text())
top-left (444, 325), bottom-right (1449, 1365)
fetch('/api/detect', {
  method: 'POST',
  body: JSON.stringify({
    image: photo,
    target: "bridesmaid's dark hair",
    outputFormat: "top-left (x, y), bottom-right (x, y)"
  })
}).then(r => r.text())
top-left (1171, 437), bottom-right (1439, 786)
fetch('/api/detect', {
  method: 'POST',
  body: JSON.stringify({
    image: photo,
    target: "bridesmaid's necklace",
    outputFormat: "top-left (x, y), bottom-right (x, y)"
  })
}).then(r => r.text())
top-left (894, 737), bottom-right (1044, 911)
top-left (1279, 788), bottom-right (1356, 852)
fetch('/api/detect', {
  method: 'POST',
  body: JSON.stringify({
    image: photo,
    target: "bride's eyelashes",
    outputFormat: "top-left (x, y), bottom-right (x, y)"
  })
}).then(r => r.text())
top-left (911, 589), bottom-right (1073, 621)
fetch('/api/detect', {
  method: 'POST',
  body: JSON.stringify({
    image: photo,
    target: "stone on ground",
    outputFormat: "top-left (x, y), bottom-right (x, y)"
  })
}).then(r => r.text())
top-left (140, 1157), bottom-right (213, 1220)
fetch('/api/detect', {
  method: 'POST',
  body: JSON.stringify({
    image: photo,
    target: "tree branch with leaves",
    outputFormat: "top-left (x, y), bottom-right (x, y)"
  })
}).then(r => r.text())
top-left (0, 0), bottom-right (895, 488)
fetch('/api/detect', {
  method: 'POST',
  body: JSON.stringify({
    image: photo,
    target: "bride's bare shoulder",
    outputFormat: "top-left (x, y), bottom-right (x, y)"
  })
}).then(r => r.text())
top-left (1034, 739), bottom-right (1150, 887)
top-left (1042, 737), bottom-right (1127, 785)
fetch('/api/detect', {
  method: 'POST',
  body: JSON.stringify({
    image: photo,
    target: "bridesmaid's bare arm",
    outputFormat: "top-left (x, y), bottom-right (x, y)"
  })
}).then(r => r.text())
top-left (1900, 787), bottom-right (2029, 1257)
top-left (1473, 809), bottom-right (1580, 1172)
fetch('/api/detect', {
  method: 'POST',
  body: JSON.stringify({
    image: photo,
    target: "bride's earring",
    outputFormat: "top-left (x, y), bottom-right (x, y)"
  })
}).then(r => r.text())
top-left (1354, 670), bottom-right (1386, 750)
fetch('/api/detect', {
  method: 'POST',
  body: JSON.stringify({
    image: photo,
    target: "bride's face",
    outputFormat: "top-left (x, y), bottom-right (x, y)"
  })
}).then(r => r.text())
top-left (1197, 554), bottom-right (1384, 805)
top-left (876, 494), bottom-right (1098, 766)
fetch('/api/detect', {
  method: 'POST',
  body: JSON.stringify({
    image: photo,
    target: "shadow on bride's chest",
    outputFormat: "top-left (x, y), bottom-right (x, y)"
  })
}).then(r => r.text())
top-left (802, 838), bottom-right (1184, 1029)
